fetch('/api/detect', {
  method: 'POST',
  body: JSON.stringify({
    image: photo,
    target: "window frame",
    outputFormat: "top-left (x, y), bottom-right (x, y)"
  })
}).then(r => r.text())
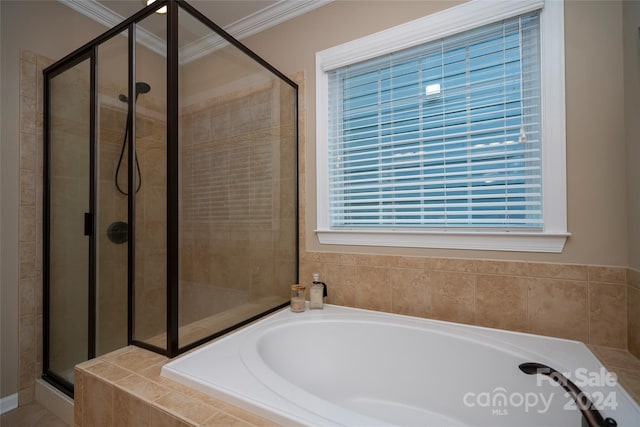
top-left (315, 0), bottom-right (569, 253)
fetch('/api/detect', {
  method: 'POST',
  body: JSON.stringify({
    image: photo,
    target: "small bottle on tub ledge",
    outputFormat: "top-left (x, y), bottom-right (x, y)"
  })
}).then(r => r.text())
top-left (290, 284), bottom-right (306, 312)
top-left (309, 273), bottom-right (327, 310)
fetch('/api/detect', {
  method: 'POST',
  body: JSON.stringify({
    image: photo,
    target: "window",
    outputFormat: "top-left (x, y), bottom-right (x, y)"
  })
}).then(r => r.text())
top-left (316, 0), bottom-right (568, 252)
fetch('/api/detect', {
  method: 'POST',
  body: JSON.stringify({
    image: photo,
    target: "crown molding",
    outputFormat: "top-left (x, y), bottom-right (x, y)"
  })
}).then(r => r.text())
top-left (58, 0), bottom-right (121, 28)
top-left (228, 0), bottom-right (332, 39)
top-left (58, 0), bottom-right (167, 56)
top-left (57, 0), bottom-right (332, 63)
top-left (180, 0), bottom-right (331, 63)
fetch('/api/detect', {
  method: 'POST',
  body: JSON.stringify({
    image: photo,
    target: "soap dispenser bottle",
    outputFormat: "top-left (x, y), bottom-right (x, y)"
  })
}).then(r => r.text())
top-left (309, 273), bottom-right (327, 309)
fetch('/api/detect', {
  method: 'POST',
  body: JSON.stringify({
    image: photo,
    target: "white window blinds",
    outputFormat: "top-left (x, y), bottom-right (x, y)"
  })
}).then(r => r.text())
top-left (327, 12), bottom-right (542, 229)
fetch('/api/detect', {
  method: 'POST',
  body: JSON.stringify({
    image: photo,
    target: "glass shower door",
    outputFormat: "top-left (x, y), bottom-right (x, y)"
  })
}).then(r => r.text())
top-left (96, 31), bottom-right (129, 357)
top-left (45, 57), bottom-right (91, 394)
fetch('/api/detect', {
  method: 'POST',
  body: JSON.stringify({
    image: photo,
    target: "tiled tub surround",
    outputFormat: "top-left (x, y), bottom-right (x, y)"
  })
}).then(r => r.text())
top-left (74, 346), bottom-right (279, 427)
top-left (301, 255), bottom-right (635, 350)
top-left (74, 338), bottom-right (640, 426)
top-left (161, 305), bottom-right (640, 426)
top-left (67, 262), bottom-right (640, 426)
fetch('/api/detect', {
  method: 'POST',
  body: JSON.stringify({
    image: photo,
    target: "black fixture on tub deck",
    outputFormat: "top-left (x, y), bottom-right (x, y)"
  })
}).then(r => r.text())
top-left (519, 362), bottom-right (617, 427)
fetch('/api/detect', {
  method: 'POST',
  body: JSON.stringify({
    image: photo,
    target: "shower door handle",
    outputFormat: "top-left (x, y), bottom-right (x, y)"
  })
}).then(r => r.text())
top-left (84, 212), bottom-right (94, 236)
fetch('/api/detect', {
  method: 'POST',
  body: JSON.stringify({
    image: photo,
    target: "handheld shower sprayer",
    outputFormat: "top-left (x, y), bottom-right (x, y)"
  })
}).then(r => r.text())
top-left (114, 81), bottom-right (151, 196)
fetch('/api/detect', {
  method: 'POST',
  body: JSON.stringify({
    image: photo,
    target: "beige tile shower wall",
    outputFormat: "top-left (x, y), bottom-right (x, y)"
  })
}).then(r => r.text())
top-left (17, 50), bottom-right (169, 399)
top-left (300, 255), bottom-right (628, 348)
top-left (17, 50), bottom-right (52, 405)
top-left (179, 80), bottom-right (294, 326)
top-left (17, 49), bottom-right (295, 379)
top-left (134, 99), bottom-right (168, 343)
top-left (96, 89), bottom-right (130, 356)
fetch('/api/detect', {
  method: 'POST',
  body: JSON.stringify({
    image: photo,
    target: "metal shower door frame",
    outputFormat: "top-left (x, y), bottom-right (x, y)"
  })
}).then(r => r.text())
top-left (42, 47), bottom-right (97, 398)
top-left (42, 0), bottom-right (299, 398)
top-left (41, 4), bottom-right (156, 396)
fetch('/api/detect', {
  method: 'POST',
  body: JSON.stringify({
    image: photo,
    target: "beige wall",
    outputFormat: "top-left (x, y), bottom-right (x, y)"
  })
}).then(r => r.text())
top-left (243, 0), bottom-right (631, 267)
top-left (623, 0), bottom-right (640, 358)
top-left (624, 0), bottom-right (640, 270)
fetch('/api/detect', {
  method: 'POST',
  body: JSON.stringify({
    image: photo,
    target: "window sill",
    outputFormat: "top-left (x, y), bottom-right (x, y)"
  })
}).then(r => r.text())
top-left (315, 229), bottom-right (570, 253)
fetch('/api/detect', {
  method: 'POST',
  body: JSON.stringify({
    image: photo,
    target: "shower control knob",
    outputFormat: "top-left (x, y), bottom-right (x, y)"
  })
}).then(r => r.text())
top-left (107, 221), bottom-right (128, 244)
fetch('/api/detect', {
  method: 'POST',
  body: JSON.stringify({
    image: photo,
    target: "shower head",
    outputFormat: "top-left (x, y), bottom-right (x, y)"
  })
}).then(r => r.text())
top-left (118, 81), bottom-right (152, 103)
top-left (136, 82), bottom-right (151, 95)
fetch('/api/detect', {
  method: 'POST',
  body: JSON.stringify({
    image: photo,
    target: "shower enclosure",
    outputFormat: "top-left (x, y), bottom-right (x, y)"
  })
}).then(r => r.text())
top-left (42, 0), bottom-right (298, 397)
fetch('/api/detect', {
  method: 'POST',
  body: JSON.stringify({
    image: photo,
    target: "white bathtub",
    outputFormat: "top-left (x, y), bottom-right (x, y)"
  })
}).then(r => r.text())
top-left (162, 305), bottom-right (640, 426)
